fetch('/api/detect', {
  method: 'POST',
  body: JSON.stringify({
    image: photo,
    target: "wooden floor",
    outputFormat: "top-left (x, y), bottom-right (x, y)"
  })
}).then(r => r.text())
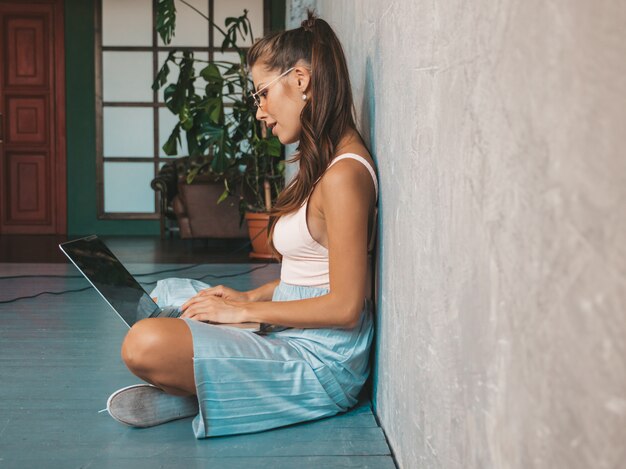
top-left (0, 248), bottom-right (395, 468)
top-left (0, 234), bottom-right (271, 264)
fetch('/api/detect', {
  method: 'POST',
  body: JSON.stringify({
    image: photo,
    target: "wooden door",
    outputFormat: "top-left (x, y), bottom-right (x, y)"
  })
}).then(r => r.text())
top-left (0, 0), bottom-right (66, 234)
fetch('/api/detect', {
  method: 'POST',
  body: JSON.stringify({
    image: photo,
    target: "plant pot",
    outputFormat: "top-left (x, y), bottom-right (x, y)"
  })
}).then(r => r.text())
top-left (176, 179), bottom-right (248, 239)
top-left (151, 158), bottom-right (249, 240)
top-left (244, 211), bottom-right (278, 260)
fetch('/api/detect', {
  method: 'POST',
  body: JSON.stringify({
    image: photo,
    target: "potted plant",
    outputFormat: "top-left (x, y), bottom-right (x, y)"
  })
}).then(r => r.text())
top-left (153, 0), bottom-right (284, 259)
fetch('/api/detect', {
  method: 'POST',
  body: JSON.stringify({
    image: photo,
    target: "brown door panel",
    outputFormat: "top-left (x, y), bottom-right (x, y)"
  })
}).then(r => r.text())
top-left (4, 14), bottom-right (49, 87)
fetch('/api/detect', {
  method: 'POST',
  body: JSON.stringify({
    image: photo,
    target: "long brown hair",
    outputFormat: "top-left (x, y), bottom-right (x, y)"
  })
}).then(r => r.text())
top-left (247, 10), bottom-right (359, 255)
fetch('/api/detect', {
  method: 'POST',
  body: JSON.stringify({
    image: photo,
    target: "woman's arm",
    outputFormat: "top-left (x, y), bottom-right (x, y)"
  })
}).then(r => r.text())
top-left (181, 160), bottom-right (376, 329)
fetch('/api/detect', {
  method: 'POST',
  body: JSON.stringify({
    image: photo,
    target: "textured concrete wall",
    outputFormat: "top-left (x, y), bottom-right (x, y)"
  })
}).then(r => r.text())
top-left (294, 1), bottom-right (626, 467)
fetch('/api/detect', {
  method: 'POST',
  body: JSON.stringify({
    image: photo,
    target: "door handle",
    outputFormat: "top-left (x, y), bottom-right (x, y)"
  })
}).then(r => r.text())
top-left (0, 113), bottom-right (3, 143)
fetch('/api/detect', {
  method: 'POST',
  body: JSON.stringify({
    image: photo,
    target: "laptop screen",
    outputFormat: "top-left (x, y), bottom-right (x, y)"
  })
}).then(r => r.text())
top-left (59, 235), bottom-right (160, 326)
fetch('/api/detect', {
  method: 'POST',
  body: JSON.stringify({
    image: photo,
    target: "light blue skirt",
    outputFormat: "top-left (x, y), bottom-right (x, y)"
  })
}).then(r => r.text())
top-left (150, 279), bottom-right (373, 438)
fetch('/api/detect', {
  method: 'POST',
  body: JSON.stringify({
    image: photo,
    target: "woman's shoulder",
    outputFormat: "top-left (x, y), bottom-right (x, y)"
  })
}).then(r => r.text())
top-left (320, 148), bottom-right (378, 197)
top-left (331, 145), bottom-right (375, 171)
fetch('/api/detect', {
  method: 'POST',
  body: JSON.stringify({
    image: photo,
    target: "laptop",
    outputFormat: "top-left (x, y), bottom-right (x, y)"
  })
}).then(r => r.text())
top-left (59, 235), bottom-right (261, 332)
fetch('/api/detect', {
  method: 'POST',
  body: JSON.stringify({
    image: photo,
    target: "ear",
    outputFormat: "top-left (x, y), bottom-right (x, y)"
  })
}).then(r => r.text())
top-left (293, 66), bottom-right (311, 93)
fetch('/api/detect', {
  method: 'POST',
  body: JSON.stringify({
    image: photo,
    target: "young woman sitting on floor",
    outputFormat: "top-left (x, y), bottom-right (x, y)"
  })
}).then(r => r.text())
top-left (106, 10), bottom-right (379, 439)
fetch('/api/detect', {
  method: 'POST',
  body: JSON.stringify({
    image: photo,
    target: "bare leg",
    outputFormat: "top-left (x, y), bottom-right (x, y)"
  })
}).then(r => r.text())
top-left (121, 318), bottom-right (196, 396)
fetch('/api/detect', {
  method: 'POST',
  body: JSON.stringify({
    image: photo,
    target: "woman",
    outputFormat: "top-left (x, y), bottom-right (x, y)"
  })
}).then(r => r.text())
top-left (106, 11), bottom-right (379, 439)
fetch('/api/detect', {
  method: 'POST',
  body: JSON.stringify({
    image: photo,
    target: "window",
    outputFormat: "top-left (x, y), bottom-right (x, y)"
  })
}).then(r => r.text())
top-left (95, 0), bottom-right (267, 219)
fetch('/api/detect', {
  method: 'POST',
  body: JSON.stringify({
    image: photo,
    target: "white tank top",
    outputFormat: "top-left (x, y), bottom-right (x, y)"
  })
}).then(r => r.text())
top-left (272, 153), bottom-right (379, 289)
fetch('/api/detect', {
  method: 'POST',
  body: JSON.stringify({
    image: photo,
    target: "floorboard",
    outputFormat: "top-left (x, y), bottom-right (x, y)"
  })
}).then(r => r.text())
top-left (0, 235), bottom-right (269, 264)
top-left (0, 262), bottom-right (395, 469)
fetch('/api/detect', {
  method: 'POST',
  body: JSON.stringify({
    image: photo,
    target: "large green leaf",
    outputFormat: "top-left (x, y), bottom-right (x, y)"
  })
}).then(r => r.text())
top-left (155, 0), bottom-right (176, 45)
top-left (239, 18), bottom-right (248, 35)
top-left (198, 119), bottom-right (225, 144)
top-left (266, 137), bottom-right (281, 157)
top-left (208, 99), bottom-right (222, 124)
top-left (179, 52), bottom-right (196, 94)
top-left (200, 63), bottom-right (222, 83)
top-left (164, 52), bottom-right (196, 113)
top-left (185, 128), bottom-right (199, 156)
top-left (163, 84), bottom-right (182, 113)
top-left (221, 30), bottom-right (236, 51)
top-left (179, 105), bottom-right (193, 131)
top-left (152, 61), bottom-right (170, 91)
top-left (162, 123), bottom-right (181, 155)
top-left (223, 63), bottom-right (239, 76)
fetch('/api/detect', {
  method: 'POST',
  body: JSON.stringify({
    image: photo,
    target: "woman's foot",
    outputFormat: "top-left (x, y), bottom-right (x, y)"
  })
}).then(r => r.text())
top-left (106, 384), bottom-right (199, 428)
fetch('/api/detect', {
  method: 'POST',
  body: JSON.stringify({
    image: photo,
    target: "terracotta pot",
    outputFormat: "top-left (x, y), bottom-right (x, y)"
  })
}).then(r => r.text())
top-left (244, 211), bottom-right (279, 260)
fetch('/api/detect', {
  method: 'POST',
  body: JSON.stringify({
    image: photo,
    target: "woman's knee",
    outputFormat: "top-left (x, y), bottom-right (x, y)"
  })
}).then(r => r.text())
top-left (121, 318), bottom-right (167, 373)
top-left (121, 318), bottom-right (193, 375)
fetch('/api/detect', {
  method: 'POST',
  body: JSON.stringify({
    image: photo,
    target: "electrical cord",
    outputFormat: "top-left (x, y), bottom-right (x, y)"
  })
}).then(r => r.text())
top-left (137, 263), bottom-right (271, 286)
top-left (0, 263), bottom-right (272, 305)
top-left (0, 286), bottom-right (93, 305)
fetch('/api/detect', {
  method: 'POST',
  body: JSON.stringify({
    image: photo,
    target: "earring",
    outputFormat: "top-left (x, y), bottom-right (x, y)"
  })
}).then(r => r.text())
top-left (301, 94), bottom-right (307, 101)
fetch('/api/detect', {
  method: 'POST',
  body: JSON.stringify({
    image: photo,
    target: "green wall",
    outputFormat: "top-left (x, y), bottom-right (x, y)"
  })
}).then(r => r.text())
top-left (269, 0), bottom-right (286, 31)
top-left (65, 0), bottom-right (159, 236)
top-left (64, 0), bottom-right (285, 236)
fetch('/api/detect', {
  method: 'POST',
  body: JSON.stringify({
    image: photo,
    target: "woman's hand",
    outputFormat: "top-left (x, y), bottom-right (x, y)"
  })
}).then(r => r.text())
top-left (179, 295), bottom-right (247, 323)
top-left (195, 285), bottom-right (251, 302)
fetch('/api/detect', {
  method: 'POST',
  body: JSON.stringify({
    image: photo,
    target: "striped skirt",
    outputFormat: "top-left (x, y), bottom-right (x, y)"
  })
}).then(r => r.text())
top-left (152, 279), bottom-right (373, 438)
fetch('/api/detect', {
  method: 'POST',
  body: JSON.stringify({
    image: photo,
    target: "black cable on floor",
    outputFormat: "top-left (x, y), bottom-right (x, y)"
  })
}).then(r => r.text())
top-left (0, 286), bottom-right (93, 304)
top-left (138, 263), bottom-right (271, 286)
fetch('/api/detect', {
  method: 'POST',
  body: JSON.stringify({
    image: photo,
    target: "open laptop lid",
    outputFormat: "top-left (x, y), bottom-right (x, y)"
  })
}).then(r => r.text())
top-left (59, 235), bottom-right (160, 327)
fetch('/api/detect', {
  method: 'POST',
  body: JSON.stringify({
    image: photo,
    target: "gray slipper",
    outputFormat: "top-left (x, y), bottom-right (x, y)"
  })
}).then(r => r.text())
top-left (106, 384), bottom-right (199, 428)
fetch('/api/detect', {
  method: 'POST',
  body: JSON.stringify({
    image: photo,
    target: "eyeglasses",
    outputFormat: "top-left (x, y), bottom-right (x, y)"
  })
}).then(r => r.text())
top-left (249, 67), bottom-right (295, 110)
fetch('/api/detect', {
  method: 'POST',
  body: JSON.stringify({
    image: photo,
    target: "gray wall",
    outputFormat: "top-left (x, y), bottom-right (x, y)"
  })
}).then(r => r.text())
top-left (293, 1), bottom-right (626, 467)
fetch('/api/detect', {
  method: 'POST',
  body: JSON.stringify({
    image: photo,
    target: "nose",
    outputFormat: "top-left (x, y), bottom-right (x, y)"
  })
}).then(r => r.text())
top-left (255, 105), bottom-right (266, 121)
